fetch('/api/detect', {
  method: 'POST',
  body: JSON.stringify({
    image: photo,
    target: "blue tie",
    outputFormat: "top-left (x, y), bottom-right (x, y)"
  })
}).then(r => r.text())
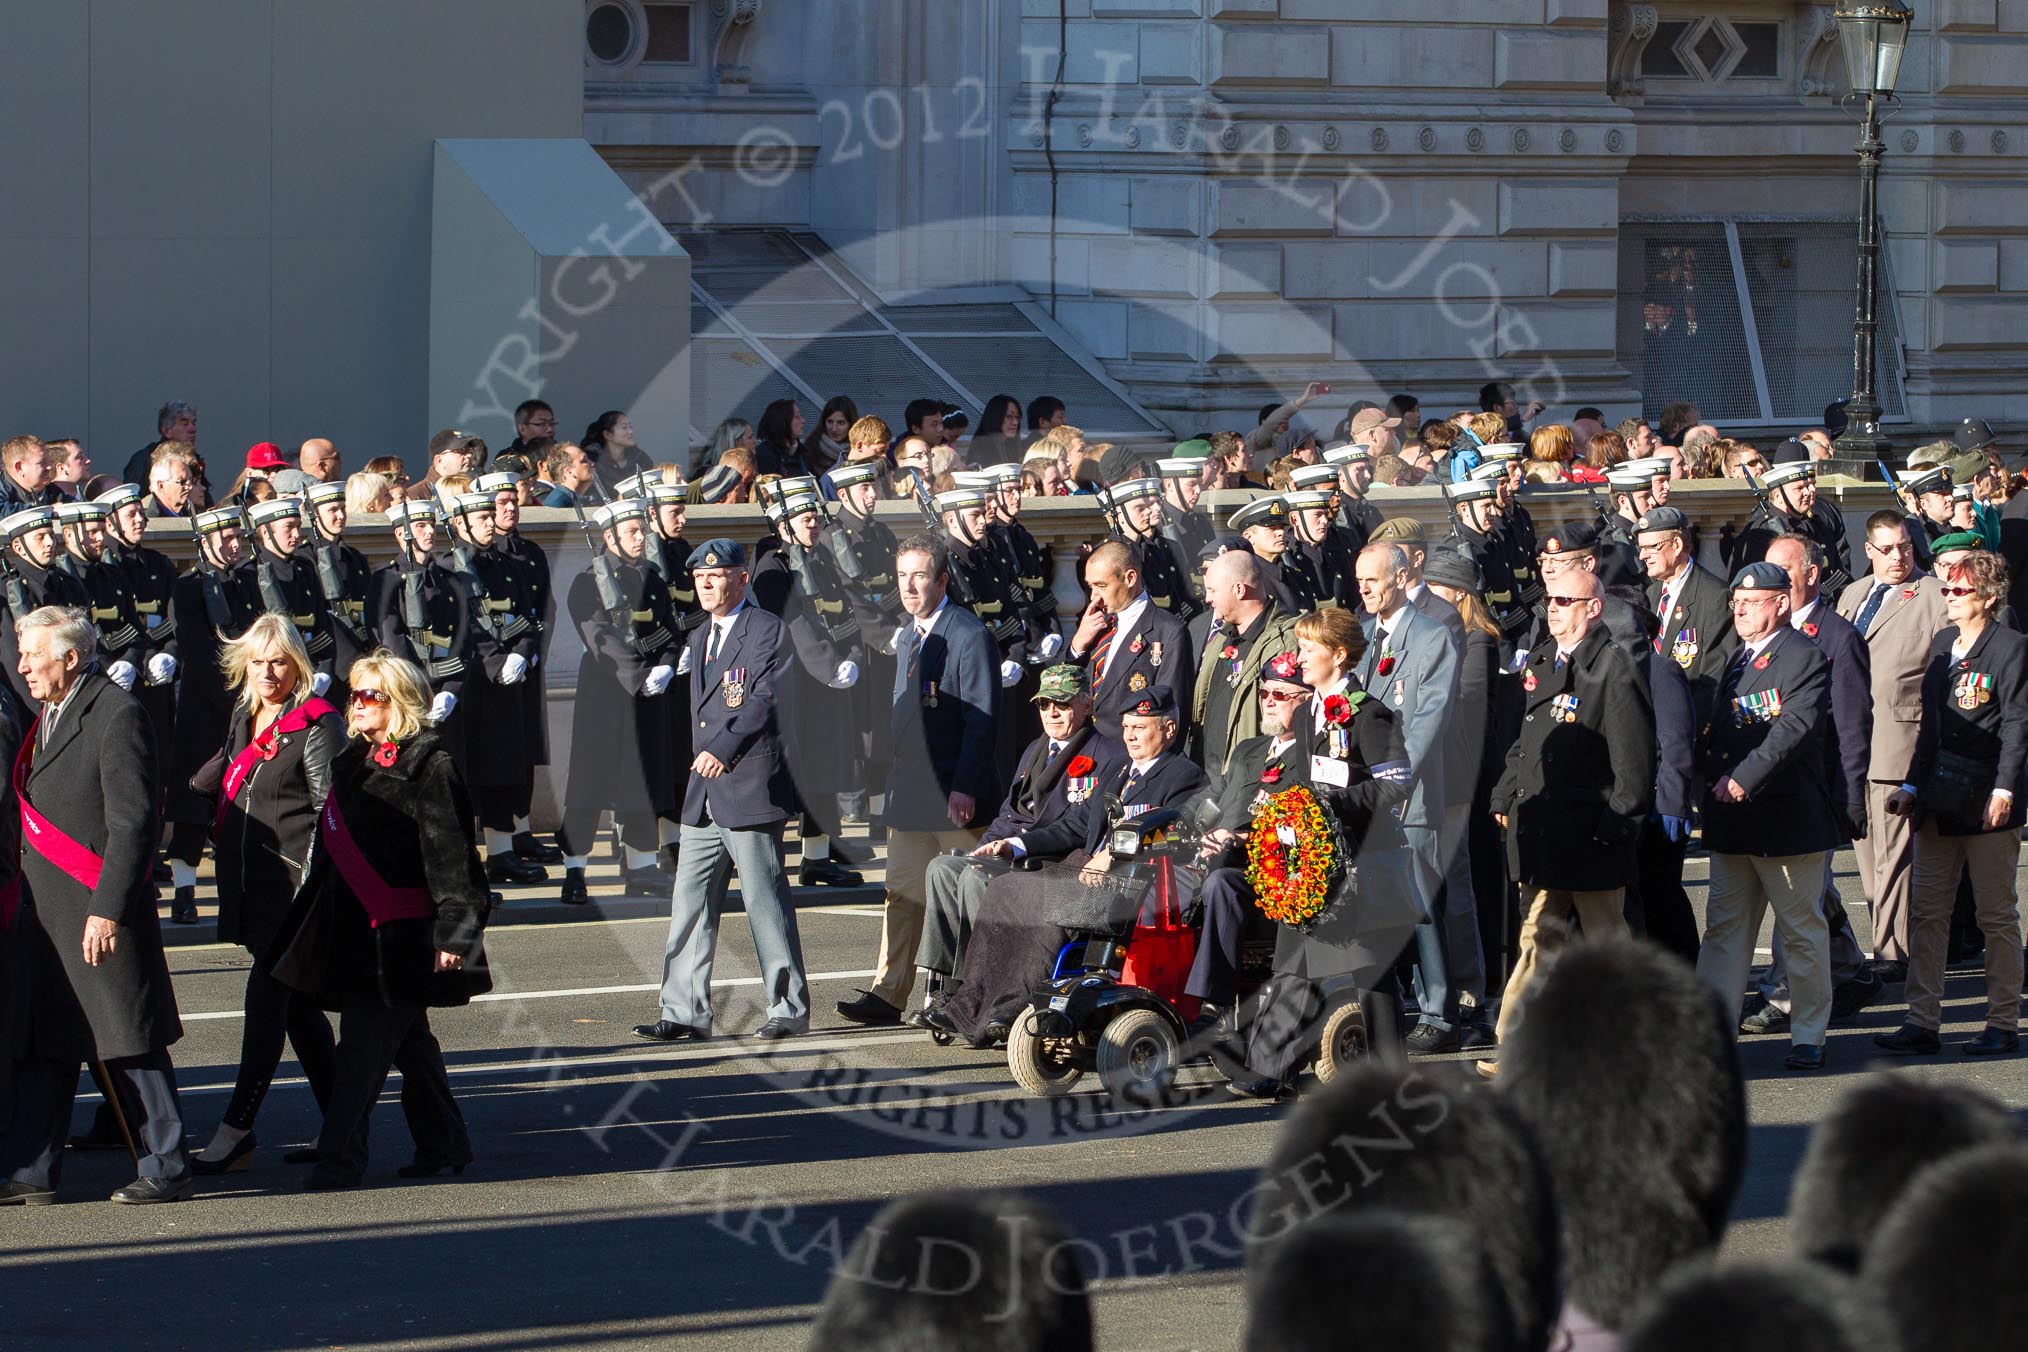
top-left (1853, 582), bottom-right (1891, 635)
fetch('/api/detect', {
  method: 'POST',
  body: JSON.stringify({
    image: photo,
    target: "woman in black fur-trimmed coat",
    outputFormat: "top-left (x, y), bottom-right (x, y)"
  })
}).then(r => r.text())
top-left (271, 649), bottom-right (491, 1190)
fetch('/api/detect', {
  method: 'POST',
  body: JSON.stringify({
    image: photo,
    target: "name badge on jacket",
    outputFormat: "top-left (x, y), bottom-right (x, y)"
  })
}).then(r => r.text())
top-left (1311, 755), bottom-right (1351, 788)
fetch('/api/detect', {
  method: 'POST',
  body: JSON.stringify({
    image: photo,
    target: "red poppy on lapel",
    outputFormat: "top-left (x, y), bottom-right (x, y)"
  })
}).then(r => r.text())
top-left (1802, 622), bottom-right (1819, 638)
top-left (1753, 653), bottom-right (1771, 671)
top-left (1376, 656), bottom-right (1396, 677)
top-left (1323, 694), bottom-right (1352, 726)
top-left (1065, 754), bottom-right (1095, 778)
top-left (372, 741), bottom-right (400, 768)
top-left (1261, 765), bottom-right (1282, 784)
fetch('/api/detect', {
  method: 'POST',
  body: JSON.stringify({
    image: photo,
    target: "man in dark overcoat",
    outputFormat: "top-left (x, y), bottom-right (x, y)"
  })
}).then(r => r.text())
top-left (1, 606), bottom-right (187, 1204)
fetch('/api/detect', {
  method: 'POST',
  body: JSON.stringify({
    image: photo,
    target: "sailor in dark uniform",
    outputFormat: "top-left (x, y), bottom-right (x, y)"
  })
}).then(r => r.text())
top-left (1323, 442), bottom-right (1384, 551)
top-left (1897, 464), bottom-right (1955, 568)
top-left (51, 501), bottom-right (148, 699)
top-left (937, 481), bottom-right (1035, 788)
top-left (163, 506), bottom-right (261, 922)
top-left (1229, 495), bottom-right (1319, 614)
top-left (826, 459), bottom-right (903, 825)
top-left (1480, 442), bottom-right (1539, 572)
top-left (367, 500), bottom-right (477, 777)
top-left (1285, 484), bottom-right (1359, 608)
top-left (1444, 473), bottom-right (1527, 644)
top-left (619, 470), bottom-right (704, 868)
top-left (1156, 453), bottom-right (1216, 585)
top-left (437, 487), bottom-right (546, 886)
top-left (749, 484), bottom-right (867, 888)
top-left (982, 462), bottom-right (1059, 641)
top-left (245, 497), bottom-right (339, 696)
top-left (1108, 476), bottom-right (1200, 623)
top-left (1734, 459), bottom-right (1854, 601)
top-left (555, 499), bottom-right (682, 904)
top-left (297, 478), bottom-right (374, 694)
top-left (0, 507), bottom-right (93, 713)
top-left (479, 468), bottom-right (560, 864)
top-left (94, 482), bottom-right (180, 801)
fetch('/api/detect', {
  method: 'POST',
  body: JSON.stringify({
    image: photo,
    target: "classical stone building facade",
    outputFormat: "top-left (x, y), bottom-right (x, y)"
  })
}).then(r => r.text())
top-left (587, 0), bottom-right (2025, 443)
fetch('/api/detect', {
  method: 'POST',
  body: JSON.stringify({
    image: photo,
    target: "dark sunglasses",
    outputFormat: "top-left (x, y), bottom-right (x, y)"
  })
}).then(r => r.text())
top-left (349, 688), bottom-right (390, 706)
top-left (1259, 688), bottom-right (1307, 703)
top-left (1546, 594), bottom-right (1593, 607)
top-left (1941, 586), bottom-right (1978, 598)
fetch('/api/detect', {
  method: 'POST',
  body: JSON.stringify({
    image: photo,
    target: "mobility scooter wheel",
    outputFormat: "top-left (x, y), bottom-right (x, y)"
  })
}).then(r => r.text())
top-left (1096, 1008), bottom-right (1180, 1103)
top-left (1312, 1000), bottom-right (1369, 1085)
top-left (1008, 1012), bottom-right (1087, 1096)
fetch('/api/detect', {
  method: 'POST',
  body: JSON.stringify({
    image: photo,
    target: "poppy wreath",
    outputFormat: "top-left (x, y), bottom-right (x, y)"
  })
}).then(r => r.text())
top-left (1245, 784), bottom-right (1347, 930)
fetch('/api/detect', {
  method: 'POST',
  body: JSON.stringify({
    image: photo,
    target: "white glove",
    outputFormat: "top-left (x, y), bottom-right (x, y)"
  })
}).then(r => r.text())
top-left (310, 671), bottom-right (332, 697)
top-left (1038, 631), bottom-right (1065, 660)
top-left (833, 659), bottom-right (860, 689)
top-left (499, 653), bottom-right (528, 686)
top-left (643, 664), bottom-right (674, 697)
top-left (107, 660), bottom-right (137, 691)
top-left (146, 653), bottom-right (177, 686)
top-left (428, 691), bottom-right (457, 725)
top-left (889, 625), bottom-right (911, 657)
top-left (676, 647), bottom-right (693, 676)
top-left (999, 659), bottom-right (1023, 688)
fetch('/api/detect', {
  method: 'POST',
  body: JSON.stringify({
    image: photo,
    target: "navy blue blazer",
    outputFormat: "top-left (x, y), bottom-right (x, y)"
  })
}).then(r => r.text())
top-left (1649, 649), bottom-right (1698, 821)
top-left (980, 727), bottom-right (1126, 849)
top-left (1796, 603), bottom-right (1873, 812)
top-left (1697, 626), bottom-right (1841, 856)
top-left (1076, 600), bottom-right (1195, 739)
top-left (679, 603), bottom-right (798, 830)
top-left (1016, 748), bottom-right (1208, 860)
top-left (885, 601), bottom-right (1002, 831)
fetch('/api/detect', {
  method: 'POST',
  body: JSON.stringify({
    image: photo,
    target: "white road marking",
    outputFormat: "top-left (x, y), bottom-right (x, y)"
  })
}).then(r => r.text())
top-left (179, 968), bottom-right (879, 1021)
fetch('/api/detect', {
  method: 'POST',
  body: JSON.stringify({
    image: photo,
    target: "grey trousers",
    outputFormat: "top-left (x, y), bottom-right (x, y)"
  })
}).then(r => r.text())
top-left (4, 1049), bottom-right (187, 1190)
top-left (1407, 814), bottom-right (1486, 1031)
top-left (658, 821), bottom-right (810, 1029)
top-left (1754, 854), bottom-right (1869, 1012)
top-left (917, 852), bottom-right (1012, 978)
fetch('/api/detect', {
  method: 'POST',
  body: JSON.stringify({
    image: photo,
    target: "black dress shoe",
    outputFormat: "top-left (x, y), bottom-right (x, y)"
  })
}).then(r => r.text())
top-left (485, 854), bottom-right (547, 885)
top-left (836, 990), bottom-right (904, 1026)
top-left (110, 1175), bottom-right (193, 1204)
top-left (633, 1019), bottom-right (707, 1042)
top-left (169, 886), bottom-right (198, 925)
top-left (303, 1170), bottom-right (362, 1192)
top-left (1226, 1072), bottom-right (1289, 1101)
top-left (282, 1147), bottom-right (321, 1166)
top-left (922, 1006), bottom-right (960, 1037)
top-left (512, 831), bottom-right (563, 864)
top-left (559, 867), bottom-right (590, 906)
top-left (973, 1020), bottom-right (1010, 1050)
top-left (0, 1180), bottom-right (56, 1206)
top-left (622, 866), bottom-right (669, 897)
top-left (152, 861), bottom-right (172, 884)
top-left (1874, 1023), bottom-right (1942, 1055)
top-left (903, 989), bottom-right (948, 1030)
top-left (1404, 1024), bottom-right (1461, 1056)
top-left (754, 1018), bottom-right (806, 1040)
top-left (798, 858), bottom-right (864, 888)
top-left (396, 1152), bottom-right (472, 1179)
top-left (1460, 1025), bottom-right (1497, 1051)
top-left (1740, 1004), bottom-right (1791, 1036)
top-left (1965, 1027), bottom-right (2020, 1057)
top-left (1784, 1043), bottom-right (1827, 1071)
top-left (189, 1134), bottom-right (257, 1176)
top-left (1831, 970), bottom-right (1884, 1020)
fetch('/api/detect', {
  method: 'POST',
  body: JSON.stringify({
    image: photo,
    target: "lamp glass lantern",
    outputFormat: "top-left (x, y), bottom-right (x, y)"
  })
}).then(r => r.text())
top-left (1837, 0), bottom-right (1912, 98)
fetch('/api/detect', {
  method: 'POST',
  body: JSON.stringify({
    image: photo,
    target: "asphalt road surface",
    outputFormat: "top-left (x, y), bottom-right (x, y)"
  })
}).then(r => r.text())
top-left (5, 839), bottom-right (2028, 1351)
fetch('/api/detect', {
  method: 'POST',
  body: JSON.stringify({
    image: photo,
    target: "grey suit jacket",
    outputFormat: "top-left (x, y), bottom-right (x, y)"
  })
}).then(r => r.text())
top-left (1359, 604), bottom-right (1458, 830)
top-left (1838, 571), bottom-right (1949, 782)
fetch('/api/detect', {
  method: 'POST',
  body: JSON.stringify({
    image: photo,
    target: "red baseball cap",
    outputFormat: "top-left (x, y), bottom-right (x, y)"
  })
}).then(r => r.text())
top-left (245, 442), bottom-right (287, 470)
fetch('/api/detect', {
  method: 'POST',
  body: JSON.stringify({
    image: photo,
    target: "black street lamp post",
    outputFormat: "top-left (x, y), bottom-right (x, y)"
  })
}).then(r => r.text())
top-left (1832, 1), bottom-right (1912, 462)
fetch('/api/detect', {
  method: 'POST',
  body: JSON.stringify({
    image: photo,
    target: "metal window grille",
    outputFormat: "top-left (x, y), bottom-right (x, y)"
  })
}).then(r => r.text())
top-left (1617, 219), bottom-right (1906, 426)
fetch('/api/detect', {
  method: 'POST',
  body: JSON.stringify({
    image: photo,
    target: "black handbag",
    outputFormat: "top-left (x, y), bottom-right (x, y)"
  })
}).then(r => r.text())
top-left (1926, 749), bottom-right (1994, 829)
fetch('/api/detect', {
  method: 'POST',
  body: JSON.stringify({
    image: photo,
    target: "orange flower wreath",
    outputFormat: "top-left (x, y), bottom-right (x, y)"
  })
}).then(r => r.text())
top-left (1245, 784), bottom-right (1345, 930)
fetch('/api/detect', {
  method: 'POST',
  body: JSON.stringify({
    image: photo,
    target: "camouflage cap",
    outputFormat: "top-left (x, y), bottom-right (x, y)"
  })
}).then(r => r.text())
top-left (1032, 664), bottom-right (1088, 704)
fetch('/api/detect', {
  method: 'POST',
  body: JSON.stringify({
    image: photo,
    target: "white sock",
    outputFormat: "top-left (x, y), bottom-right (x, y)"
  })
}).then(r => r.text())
top-left (564, 855), bottom-right (590, 871)
top-left (658, 818), bottom-right (679, 846)
top-left (513, 815), bottom-right (532, 834)
top-left (170, 860), bottom-right (197, 889)
top-left (624, 845), bottom-right (658, 871)
top-left (803, 834), bottom-right (829, 861)
top-left (484, 830), bottom-right (515, 858)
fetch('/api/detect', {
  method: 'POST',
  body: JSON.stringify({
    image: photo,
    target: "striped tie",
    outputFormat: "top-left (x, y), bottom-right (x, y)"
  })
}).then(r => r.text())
top-left (1090, 621), bottom-right (1118, 687)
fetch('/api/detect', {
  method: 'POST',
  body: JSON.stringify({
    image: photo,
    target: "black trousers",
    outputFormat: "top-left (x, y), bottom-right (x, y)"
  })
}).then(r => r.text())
top-left (557, 808), bottom-right (658, 860)
top-left (1188, 867), bottom-right (1253, 1005)
top-left (508, 780), bottom-right (535, 821)
top-left (222, 959), bottom-right (336, 1132)
top-left (166, 821), bottom-right (209, 867)
top-left (314, 1001), bottom-right (469, 1182)
top-left (4, 1048), bottom-right (187, 1189)
top-left (1629, 820), bottom-right (1699, 966)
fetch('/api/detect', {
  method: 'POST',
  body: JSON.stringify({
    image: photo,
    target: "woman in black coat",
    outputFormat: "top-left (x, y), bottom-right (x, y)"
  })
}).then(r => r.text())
top-left (189, 614), bottom-right (345, 1174)
top-left (1880, 549), bottom-right (2028, 1057)
top-left (272, 649), bottom-right (492, 1190)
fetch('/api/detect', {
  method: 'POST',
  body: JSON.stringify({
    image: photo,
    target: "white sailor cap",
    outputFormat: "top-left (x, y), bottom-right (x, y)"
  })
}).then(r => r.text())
top-left (1468, 460), bottom-right (1510, 484)
top-left (1606, 467), bottom-right (1656, 491)
top-left (386, 499), bottom-right (439, 530)
top-left (1762, 460), bottom-right (1814, 489)
top-left (614, 472), bottom-right (659, 500)
top-left (1322, 442), bottom-right (1371, 466)
top-left (473, 471), bottom-right (523, 496)
top-left (449, 491), bottom-right (496, 517)
top-left (593, 499), bottom-right (648, 530)
top-left (1290, 464), bottom-right (1340, 491)
top-left (1105, 477), bottom-right (1162, 506)
top-left (1478, 442), bottom-right (1526, 464)
top-left (982, 463), bottom-right (1025, 486)
top-left (1227, 495), bottom-right (1290, 533)
top-left (949, 470), bottom-right (994, 491)
top-left (1285, 489), bottom-right (1335, 511)
top-left (1155, 457), bottom-right (1202, 479)
top-left (91, 483), bottom-right (146, 512)
top-left (934, 486), bottom-right (990, 514)
top-left (302, 479), bottom-right (348, 506)
top-left (830, 461), bottom-right (883, 490)
top-left (247, 497), bottom-right (302, 528)
top-left (766, 491), bottom-right (825, 525)
top-left (1446, 477), bottom-right (1500, 504)
top-left (1624, 456), bottom-right (1674, 479)
top-left (52, 500), bottom-right (108, 525)
top-left (195, 505), bottom-right (243, 535)
top-left (1, 506), bottom-right (55, 540)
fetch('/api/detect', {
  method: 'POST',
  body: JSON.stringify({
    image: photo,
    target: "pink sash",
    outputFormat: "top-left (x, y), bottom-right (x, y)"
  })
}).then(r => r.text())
top-left (13, 718), bottom-right (105, 892)
top-left (320, 782), bottom-right (431, 928)
top-left (213, 698), bottom-right (337, 839)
